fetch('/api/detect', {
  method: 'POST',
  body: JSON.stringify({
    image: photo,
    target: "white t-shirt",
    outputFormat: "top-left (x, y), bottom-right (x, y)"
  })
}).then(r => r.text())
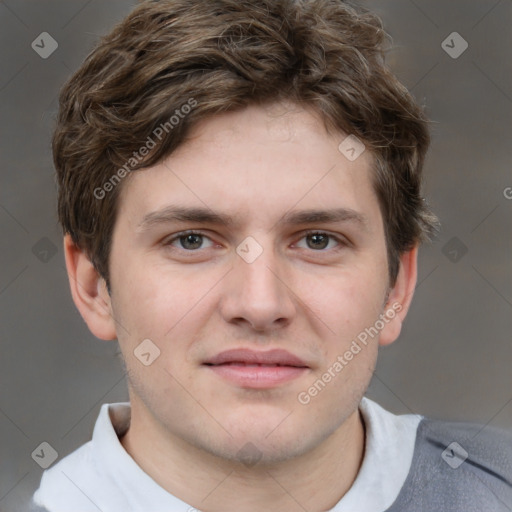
top-left (32, 397), bottom-right (421, 512)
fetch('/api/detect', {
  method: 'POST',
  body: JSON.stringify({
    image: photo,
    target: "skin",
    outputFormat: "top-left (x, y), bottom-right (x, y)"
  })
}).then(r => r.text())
top-left (64, 101), bottom-right (417, 512)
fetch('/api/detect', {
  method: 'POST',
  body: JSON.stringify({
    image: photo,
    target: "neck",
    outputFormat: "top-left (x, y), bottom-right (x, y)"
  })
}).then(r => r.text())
top-left (120, 397), bottom-right (366, 512)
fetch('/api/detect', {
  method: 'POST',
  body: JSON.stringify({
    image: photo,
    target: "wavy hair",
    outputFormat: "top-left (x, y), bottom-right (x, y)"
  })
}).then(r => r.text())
top-left (54, 0), bottom-right (439, 288)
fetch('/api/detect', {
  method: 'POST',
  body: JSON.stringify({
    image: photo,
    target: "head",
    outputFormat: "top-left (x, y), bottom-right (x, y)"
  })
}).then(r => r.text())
top-left (58, 0), bottom-right (438, 465)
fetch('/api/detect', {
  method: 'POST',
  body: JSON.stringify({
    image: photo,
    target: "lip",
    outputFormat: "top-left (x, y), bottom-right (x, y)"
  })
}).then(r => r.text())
top-left (205, 348), bottom-right (309, 367)
top-left (203, 348), bottom-right (310, 389)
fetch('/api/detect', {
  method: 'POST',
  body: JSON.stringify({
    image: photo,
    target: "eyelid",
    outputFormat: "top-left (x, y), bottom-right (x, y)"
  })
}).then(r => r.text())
top-left (293, 229), bottom-right (349, 250)
top-left (163, 229), bottom-right (349, 252)
top-left (163, 229), bottom-right (216, 248)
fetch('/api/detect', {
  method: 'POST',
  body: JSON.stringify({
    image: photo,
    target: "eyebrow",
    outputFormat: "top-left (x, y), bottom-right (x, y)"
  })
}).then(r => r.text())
top-left (136, 205), bottom-right (369, 233)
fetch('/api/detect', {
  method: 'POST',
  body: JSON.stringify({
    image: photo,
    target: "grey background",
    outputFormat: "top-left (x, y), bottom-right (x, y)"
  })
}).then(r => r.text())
top-left (1, 0), bottom-right (511, 510)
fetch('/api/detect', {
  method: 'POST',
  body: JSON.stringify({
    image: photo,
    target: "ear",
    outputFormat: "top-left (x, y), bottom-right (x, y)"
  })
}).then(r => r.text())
top-left (63, 234), bottom-right (117, 341)
top-left (379, 246), bottom-right (418, 347)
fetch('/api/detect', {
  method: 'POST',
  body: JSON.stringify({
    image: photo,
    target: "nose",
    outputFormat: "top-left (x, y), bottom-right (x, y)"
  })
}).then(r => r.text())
top-left (219, 240), bottom-right (296, 333)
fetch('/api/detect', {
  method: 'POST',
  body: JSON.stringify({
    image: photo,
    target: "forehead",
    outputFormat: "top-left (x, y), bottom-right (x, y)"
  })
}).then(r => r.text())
top-left (116, 102), bottom-right (380, 231)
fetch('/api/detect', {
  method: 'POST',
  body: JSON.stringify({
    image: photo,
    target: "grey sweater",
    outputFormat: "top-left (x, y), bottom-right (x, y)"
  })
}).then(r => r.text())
top-left (387, 417), bottom-right (512, 511)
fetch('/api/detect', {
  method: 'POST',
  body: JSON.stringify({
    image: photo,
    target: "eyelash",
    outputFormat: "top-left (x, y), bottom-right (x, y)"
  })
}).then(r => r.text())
top-left (162, 230), bottom-right (348, 253)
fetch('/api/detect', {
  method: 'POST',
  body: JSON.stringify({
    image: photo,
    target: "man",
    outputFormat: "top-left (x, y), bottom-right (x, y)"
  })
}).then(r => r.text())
top-left (32, 0), bottom-right (512, 511)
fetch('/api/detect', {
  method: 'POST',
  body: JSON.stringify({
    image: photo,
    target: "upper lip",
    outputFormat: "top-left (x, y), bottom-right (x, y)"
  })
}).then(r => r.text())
top-left (204, 348), bottom-right (309, 367)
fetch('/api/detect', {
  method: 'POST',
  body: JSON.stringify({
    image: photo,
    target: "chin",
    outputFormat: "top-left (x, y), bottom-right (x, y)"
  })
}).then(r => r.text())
top-left (196, 418), bottom-right (333, 467)
top-left (206, 436), bottom-right (316, 467)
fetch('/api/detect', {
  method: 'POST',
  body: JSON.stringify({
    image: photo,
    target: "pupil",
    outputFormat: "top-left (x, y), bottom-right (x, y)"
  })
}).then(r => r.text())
top-left (309, 234), bottom-right (328, 250)
top-left (182, 234), bottom-right (202, 249)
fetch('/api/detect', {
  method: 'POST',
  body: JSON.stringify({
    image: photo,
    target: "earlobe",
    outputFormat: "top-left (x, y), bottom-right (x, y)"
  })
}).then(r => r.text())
top-left (379, 246), bottom-right (418, 347)
top-left (63, 235), bottom-right (117, 341)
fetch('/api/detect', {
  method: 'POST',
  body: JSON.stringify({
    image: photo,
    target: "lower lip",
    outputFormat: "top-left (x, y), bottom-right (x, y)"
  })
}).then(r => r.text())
top-left (205, 364), bottom-right (308, 388)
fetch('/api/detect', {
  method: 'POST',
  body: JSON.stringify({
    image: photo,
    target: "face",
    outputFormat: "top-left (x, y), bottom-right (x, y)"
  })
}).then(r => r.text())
top-left (106, 101), bottom-right (394, 464)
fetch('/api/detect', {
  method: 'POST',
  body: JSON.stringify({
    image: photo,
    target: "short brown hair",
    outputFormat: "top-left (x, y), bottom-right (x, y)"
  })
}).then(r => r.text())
top-left (54, 0), bottom-right (438, 290)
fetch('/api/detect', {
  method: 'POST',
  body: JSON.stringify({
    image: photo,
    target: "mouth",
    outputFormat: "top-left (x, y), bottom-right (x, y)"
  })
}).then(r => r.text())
top-left (203, 348), bottom-right (310, 388)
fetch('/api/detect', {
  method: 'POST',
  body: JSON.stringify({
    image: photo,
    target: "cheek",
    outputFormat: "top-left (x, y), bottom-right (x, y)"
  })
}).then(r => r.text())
top-left (111, 261), bottom-right (226, 378)
top-left (108, 268), bottom-right (172, 363)
top-left (306, 268), bottom-right (386, 340)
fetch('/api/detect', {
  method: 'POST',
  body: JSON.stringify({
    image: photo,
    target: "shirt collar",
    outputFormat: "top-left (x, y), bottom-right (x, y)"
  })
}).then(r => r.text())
top-left (92, 402), bottom-right (190, 510)
top-left (92, 397), bottom-right (421, 511)
top-left (330, 397), bottom-right (422, 511)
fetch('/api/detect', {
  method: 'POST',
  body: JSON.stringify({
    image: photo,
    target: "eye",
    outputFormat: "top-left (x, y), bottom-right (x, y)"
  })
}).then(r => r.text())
top-left (164, 231), bottom-right (215, 251)
top-left (294, 231), bottom-right (345, 251)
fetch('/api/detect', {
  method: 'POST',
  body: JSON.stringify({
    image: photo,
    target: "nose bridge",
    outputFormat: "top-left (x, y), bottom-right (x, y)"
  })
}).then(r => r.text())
top-left (220, 233), bottom-right (296, 330)
top-left (235, 234), bottom-right (285, 298)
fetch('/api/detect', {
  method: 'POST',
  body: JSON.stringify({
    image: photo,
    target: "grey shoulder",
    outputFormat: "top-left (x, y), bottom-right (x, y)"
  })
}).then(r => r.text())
top-left (387, 417), bottom-right (512, 511)
top-left (420, 417), bottom-right (512, 480)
